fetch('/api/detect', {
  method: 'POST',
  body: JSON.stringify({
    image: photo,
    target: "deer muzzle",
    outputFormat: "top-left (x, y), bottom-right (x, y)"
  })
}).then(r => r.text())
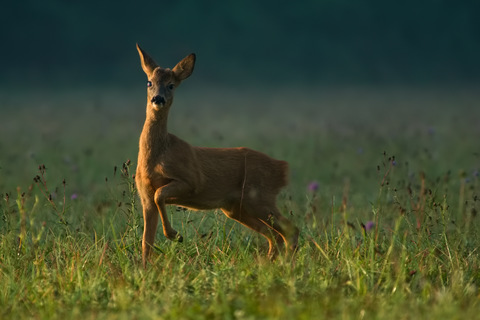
top-left (151, 95), bottom-right (166, 106)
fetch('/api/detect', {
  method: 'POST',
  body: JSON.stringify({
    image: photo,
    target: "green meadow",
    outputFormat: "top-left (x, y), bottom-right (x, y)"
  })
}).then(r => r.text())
top-left (1, 86), bottom-right (479, 319)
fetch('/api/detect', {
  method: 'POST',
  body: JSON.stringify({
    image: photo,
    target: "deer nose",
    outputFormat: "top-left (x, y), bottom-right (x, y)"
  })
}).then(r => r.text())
top-left (151, 95), bottom-right (166, 105)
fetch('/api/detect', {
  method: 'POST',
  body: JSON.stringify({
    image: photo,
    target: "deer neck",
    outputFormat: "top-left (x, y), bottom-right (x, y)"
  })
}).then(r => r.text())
top-left (139, 105), bottom-right (170, 160)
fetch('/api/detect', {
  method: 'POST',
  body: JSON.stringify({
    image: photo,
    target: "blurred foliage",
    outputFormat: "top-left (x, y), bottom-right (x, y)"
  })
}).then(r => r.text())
top-left (1, 0), bottom-right (480, 86)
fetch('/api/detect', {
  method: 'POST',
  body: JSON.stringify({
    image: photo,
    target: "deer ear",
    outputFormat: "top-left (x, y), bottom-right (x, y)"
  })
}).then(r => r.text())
top-left (136, 44), bottom-right (158, 77)
top-left (173, 53), bottom-right (196, 81)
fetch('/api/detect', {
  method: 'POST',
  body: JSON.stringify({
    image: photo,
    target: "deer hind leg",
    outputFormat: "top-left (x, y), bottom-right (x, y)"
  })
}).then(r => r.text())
top-left (247, 204), bottom-right (299, 255)
top-left (263, 207), bottom-right (299, 253)
top-left (222, 204), bottom-right (287, 258)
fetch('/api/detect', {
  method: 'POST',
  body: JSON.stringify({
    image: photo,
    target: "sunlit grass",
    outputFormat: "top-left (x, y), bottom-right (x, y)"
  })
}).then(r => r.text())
top-left (1, 86), bottom-right (479, 319)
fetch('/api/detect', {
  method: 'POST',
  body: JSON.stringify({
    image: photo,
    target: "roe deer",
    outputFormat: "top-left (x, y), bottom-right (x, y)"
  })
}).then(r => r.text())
top-left (134, 44), bottom-right (299, 267)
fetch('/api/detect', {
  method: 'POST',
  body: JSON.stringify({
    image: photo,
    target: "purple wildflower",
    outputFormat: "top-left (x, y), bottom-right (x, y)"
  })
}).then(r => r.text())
top-left (365, 221), bottom-right (375, 232)
top-left (308, 181), bottom-right (319, 192)
top-left (71, 193), bottom-right (78, 200)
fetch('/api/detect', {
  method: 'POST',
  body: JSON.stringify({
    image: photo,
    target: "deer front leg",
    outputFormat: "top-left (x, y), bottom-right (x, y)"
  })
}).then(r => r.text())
top-left (154, 199), bottom-right (183, 242)
top-left (154, 180), bottom-right (194, 242)
top-left (142, 200), bottom-right (159, 268)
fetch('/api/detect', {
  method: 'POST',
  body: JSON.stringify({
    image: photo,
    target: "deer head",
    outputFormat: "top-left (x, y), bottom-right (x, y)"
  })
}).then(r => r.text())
top-left (136, 44), bottom-right (196, 111)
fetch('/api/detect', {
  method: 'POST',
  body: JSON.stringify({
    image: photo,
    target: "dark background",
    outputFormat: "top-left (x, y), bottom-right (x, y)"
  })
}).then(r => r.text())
top-left (2, 0), bottom-right (480, 89)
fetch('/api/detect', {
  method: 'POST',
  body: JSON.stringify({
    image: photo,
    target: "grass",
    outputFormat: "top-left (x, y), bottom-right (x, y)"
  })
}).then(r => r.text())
top-left (1, 85), bottom-right (480, 319)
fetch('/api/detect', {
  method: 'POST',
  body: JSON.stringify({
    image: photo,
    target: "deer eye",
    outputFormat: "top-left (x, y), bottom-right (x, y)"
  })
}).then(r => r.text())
top-left (147, 81), bottom-right (152, 87)
top-left (168, 83), bottom-right (175, 90)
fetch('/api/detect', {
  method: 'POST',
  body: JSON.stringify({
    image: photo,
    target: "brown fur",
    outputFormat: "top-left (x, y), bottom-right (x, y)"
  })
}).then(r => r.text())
top-left (135, 44), bottom-right (299, 267)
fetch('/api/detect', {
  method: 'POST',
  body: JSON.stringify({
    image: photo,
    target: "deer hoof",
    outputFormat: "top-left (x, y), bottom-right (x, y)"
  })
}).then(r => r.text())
top-left (166, 231), bottom-right (183, 242)
top-left (176, 234), bottom-right (183, 242)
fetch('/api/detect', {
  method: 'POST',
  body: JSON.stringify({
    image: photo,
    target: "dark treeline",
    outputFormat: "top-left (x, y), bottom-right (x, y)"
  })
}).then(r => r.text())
top-left (1, 0), bottom-right (479, 87)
